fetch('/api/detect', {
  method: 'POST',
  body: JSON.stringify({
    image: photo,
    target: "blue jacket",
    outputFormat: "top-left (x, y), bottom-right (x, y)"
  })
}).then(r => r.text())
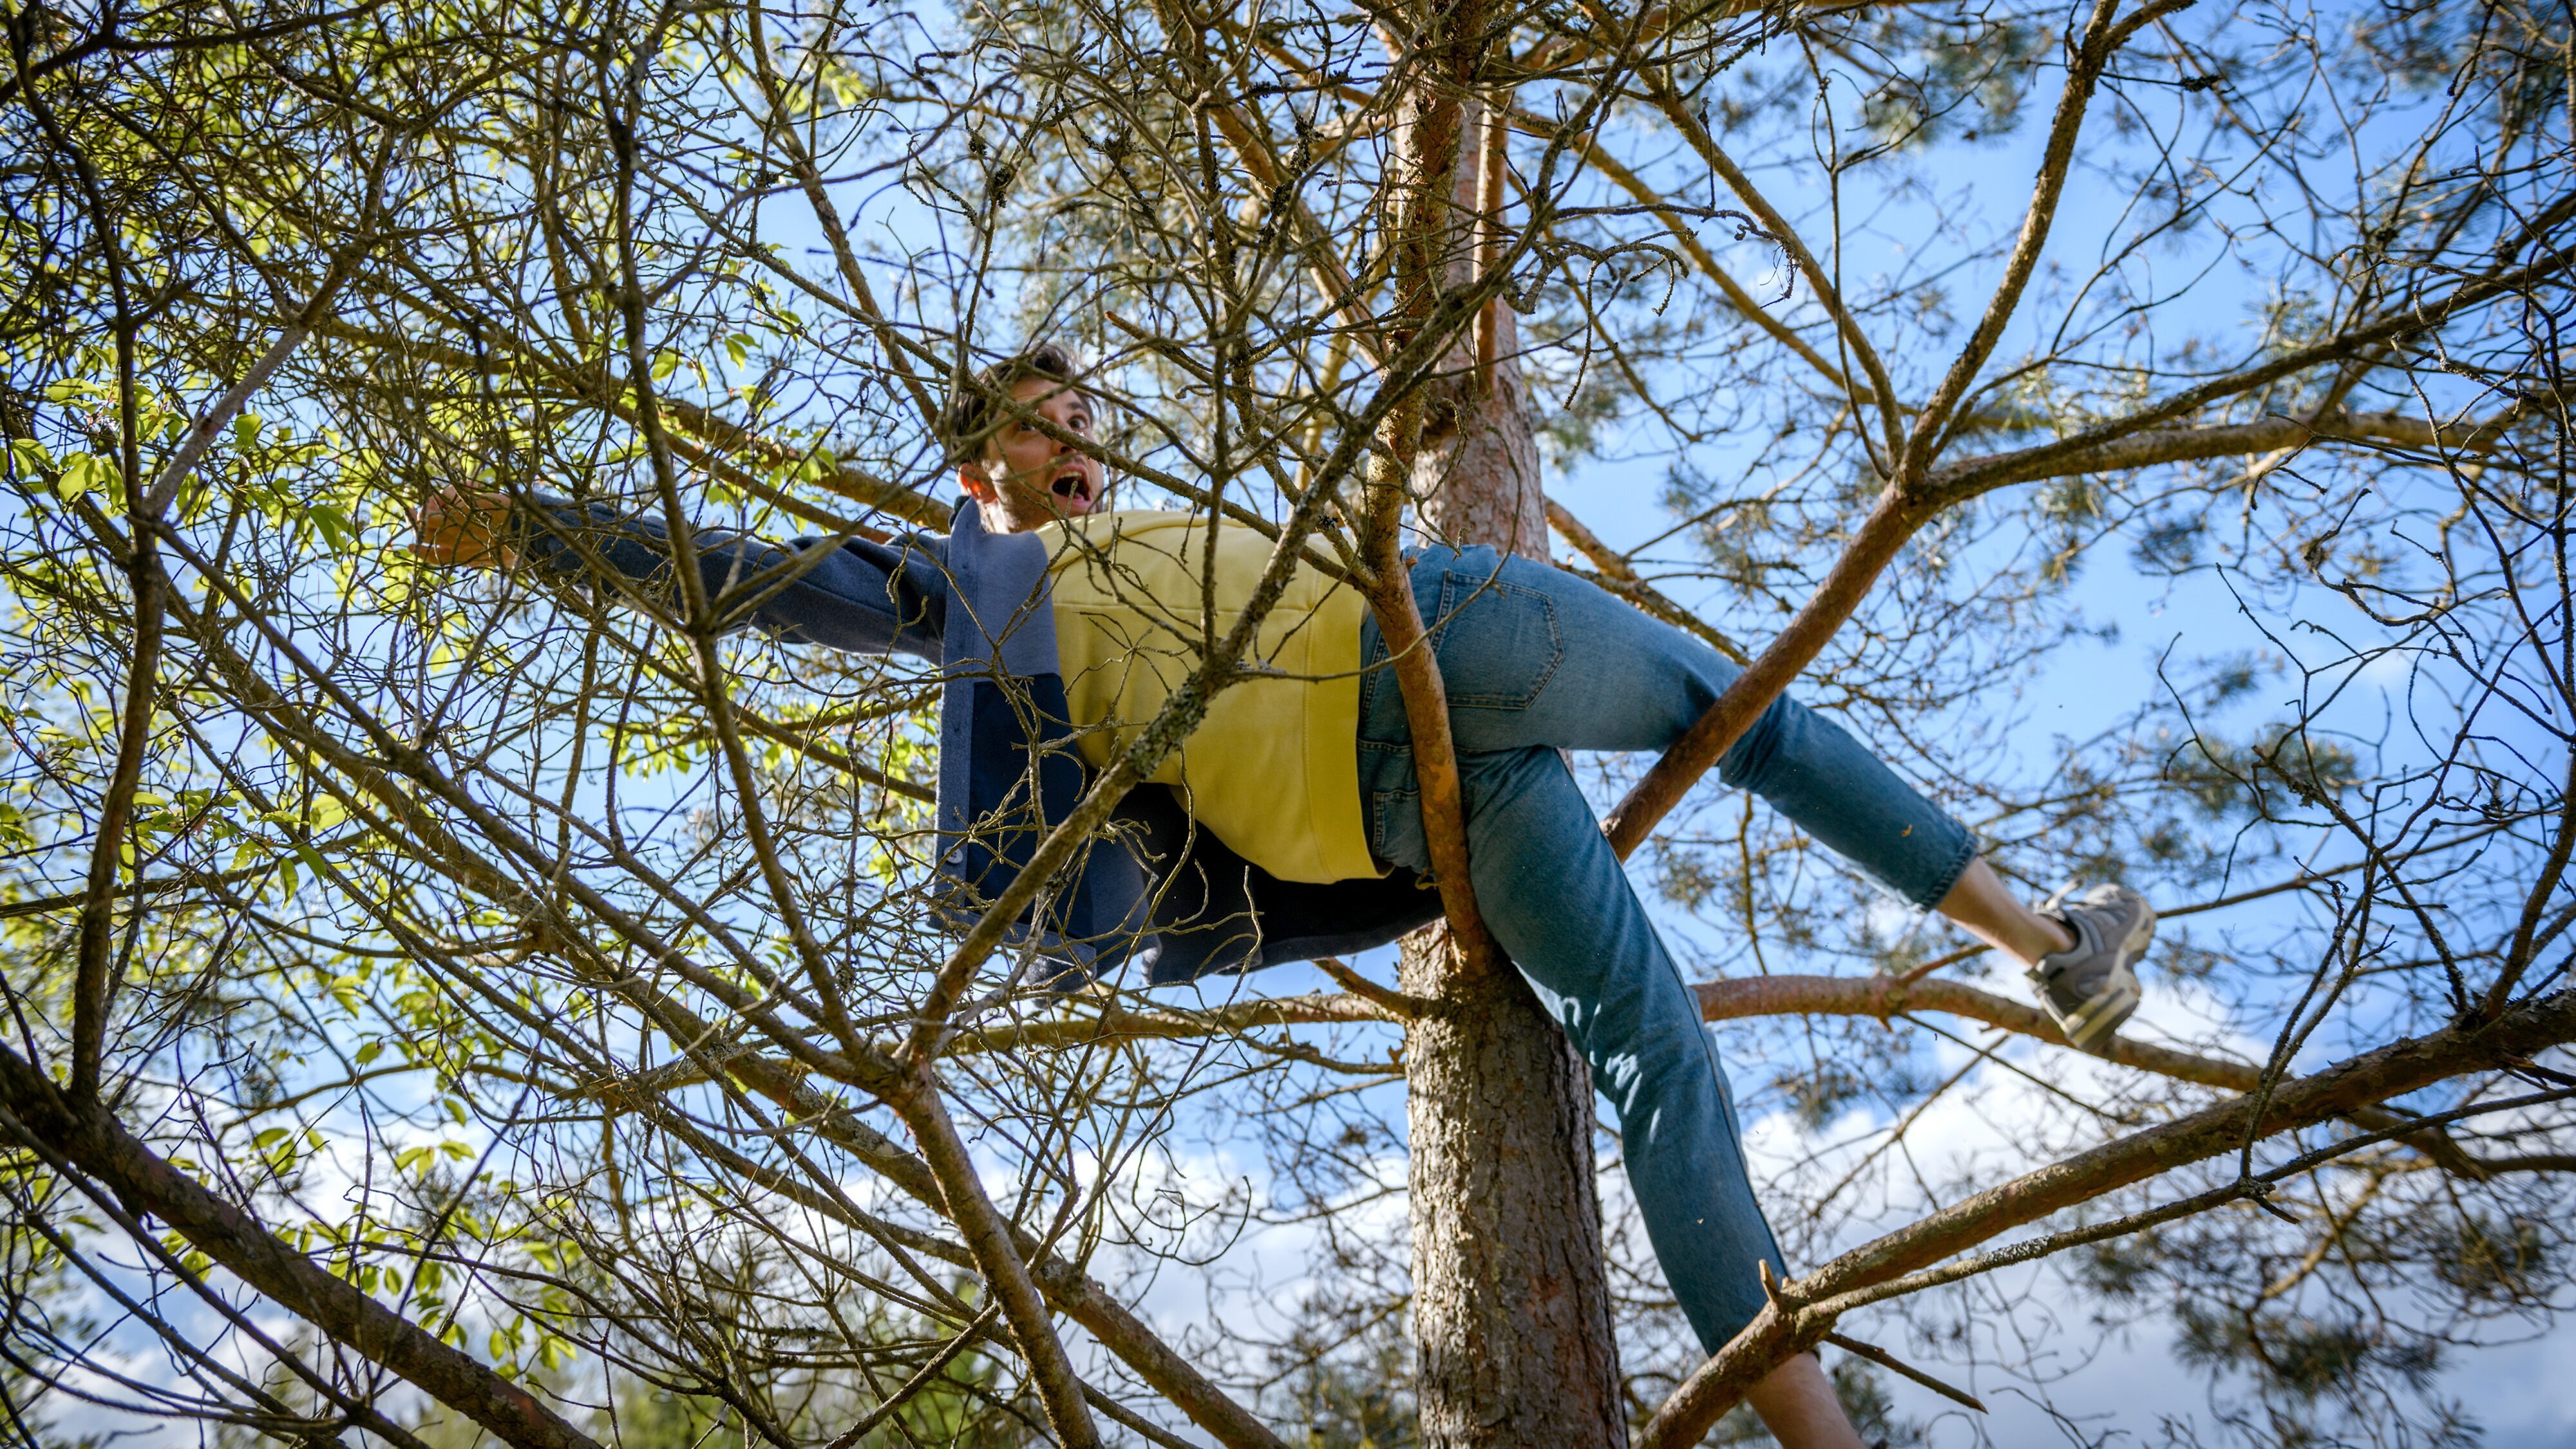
top-left (524, 497), bottom-right (1441, 984)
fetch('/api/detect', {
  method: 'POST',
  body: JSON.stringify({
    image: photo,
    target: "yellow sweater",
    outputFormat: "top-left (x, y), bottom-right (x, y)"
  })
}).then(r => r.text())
top-left (1036, 511), bottom-right (1378, 884)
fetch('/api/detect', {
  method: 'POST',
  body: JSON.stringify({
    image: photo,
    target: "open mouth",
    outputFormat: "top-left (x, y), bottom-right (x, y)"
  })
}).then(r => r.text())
top-left (1048, 466), bottom-right (1097, 512)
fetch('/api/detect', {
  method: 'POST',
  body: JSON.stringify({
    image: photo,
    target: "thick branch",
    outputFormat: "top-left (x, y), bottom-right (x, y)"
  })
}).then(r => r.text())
top-left (1927, 407), bottom-right (2526, 493)
top-left (0, 1044), bottom-right (607, 1449)
top-left (881, 1077), bottom-right (1098, 1448)
top-left (1637, 987), bottom-right (2576, 1446)
top-left (1600, 486), bottom-right (1926, 856)
top-left (1693, 974), bottom-right (2257, 1090)
top-left (1354, 0), bottom-right (1508, 980)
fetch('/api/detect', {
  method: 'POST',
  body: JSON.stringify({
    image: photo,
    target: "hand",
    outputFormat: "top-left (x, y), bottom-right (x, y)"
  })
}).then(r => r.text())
top-left (411, 488), bottom-right (518, 570)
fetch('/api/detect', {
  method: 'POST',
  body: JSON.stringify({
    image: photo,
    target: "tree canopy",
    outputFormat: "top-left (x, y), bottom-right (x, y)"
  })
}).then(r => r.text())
top-left (0, 0), bottom-right (2571, 1443)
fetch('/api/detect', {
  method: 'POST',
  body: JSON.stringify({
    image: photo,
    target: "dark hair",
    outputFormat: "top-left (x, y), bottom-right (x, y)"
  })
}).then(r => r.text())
top-left (943, 343), bottom-right (1081, 468)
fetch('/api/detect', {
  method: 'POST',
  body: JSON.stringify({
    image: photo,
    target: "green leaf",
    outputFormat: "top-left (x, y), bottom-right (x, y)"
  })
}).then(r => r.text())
top-left (56, 453), bottom-right (110, 501)
top-left (652, 349), bottom-right (681, 383)
top-left (253, 1127), bottom-right (290, 1150)
top-left (310, 502), bottom-right (352, 552)
top-left (793, 446), bottom-right (837, 483)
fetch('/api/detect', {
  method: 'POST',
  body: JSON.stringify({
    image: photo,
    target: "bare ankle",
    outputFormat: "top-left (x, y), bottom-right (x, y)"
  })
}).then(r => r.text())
top-left (1935, 858), bottom-right (2077, 969)
top-left (2036, 912), bottom-right (2078, 958)
top-left (1745, 1351), bottom-right (1865, 1449)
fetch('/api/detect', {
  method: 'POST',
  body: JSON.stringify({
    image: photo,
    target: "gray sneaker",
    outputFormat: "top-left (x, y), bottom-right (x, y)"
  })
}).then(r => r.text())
top-left (2028, 884), bottom-right (2154, 1052)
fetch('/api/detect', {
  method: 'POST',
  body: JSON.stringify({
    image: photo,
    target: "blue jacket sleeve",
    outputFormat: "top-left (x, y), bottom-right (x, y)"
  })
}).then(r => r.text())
top-left (516, 498), bottom-right (949, 663)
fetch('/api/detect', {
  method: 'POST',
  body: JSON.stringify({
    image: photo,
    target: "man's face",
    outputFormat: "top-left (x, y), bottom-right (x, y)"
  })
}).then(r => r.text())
top-left (959, 376), bottom-right (1104, 533)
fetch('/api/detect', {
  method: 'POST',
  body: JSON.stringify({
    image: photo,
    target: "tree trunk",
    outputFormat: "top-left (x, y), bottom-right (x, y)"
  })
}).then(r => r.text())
top-left (1401, 938), bottom-right (1625, 1447)
top-left (1399, 95), bottom-right (1629, 1449)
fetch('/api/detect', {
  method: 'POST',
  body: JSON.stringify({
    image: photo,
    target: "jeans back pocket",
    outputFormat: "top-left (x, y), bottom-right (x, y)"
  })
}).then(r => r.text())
top-left (1432, 569), bottom-right (1564, 710)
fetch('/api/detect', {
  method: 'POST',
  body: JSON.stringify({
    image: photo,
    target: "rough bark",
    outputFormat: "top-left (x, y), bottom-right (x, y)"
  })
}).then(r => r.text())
top-left (1399, 954), bottom-right (1624, 1448)
top-left (1413, 317), bottom-right (1546, 555)
top-left (1397, 88), bottom-right (1629, 1448)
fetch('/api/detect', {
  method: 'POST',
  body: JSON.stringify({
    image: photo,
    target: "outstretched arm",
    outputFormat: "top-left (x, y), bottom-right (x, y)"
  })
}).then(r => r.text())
top-left (414, 489), bottom-right (949, 661)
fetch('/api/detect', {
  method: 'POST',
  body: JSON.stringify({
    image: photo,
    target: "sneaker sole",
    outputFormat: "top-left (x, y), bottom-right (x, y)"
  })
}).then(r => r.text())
top-left (2061, 974), bottom-right (2141, 1052)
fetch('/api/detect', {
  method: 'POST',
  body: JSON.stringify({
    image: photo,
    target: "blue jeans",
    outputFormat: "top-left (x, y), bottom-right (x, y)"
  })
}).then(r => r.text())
top-left (1356, 546), bottom-right (1976, 1352)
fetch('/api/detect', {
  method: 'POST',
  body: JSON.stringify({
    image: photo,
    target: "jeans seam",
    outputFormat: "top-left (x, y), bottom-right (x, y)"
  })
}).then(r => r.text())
top-left (1676, 963), bottom-right (1788, 1283)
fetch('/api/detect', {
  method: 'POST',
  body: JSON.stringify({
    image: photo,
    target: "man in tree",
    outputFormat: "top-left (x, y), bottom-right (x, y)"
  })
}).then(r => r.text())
top-left (417, 345), bottom-right (2157, 1447)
